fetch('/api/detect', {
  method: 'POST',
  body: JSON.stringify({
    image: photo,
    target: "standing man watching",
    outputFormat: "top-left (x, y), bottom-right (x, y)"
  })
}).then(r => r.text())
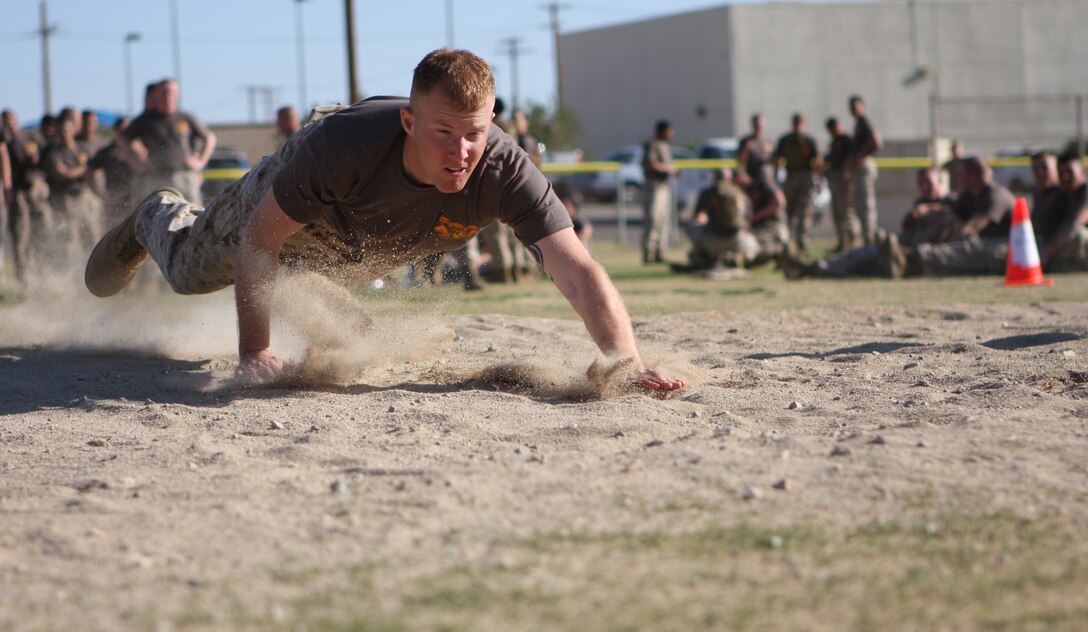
top-left (85, 49), bottom-right (683, 392)
top-left (275, 106), bottom-right (301, 143)
top-left (824, 116), bottom-right (858, 253)
top-left (737, 113), bottom-right (774, 184)
top-left (2, 109), bottom-right (54, 286)
top-left (850, 95), bottom-right (883, 245)
top-left (125, 79), bottom-right (217, 205)
top-left (641, 119), bottom-right (676, 264)
top-left (773, 113), bottom-right (821, 251)
top-left (42, 115), bottom-right (103, 260)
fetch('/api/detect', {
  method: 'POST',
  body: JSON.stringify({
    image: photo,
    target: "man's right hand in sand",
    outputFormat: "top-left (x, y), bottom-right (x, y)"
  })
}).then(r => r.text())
top-left (236, 350), bottom-right (291, 385)
top-left (234, 191), bottom-right (306, 385)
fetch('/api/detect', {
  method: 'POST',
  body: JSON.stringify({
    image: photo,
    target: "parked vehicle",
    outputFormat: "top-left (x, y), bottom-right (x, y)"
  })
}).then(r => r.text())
top-left (581, 144), bottom-right (699, 204)
top-left (201, 149), bottom-right (250, 201)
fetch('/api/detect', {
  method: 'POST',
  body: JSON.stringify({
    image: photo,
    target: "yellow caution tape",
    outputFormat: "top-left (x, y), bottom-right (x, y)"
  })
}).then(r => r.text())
top-left (203, 167), bottom-right (250, 181)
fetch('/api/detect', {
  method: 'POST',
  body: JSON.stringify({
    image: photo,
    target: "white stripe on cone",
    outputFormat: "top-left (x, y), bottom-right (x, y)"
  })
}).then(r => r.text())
top-left (1009, 217), bottom-right (1041, 269)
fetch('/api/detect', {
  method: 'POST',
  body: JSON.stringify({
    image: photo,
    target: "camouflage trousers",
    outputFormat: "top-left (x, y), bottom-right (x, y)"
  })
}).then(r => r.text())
top-left (826, 170), bottom-right (859, 246)
top-left (477, 221), bottom-right (517, 281)
top-left (51, 187), bottom-right (104, 264)
top-left (853, 158), bottom-right (879, 244)
top-left (134, 105), bottom-right (402, 295)
top-left (748, 219), bottom-right (789, 268)
top-left (783, 171), bottom-right (815, 247)
top-left (685, 223), bottom-right (759, 268)
top-left (1044, 226), bottom-right (1088, 273)
top-left (914, 236), bottom-right (1007, 277)
top-left (641, 180), bottom-right (671, 257)
top-left (7, 179), bottom-right (55, 283)
top-left (810, 244), bottom-right (883, 278)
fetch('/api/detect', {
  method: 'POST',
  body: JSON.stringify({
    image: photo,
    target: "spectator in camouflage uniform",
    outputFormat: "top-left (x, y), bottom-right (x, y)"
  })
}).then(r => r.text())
top-left (641, 119), bottom-right (676, 264)
top-left (2, 109), bottom-right (54, 284)
top-left (894, 157), bottom-right (1014, 278)
top-left (1038, 154), bottom-right (1088, 272)
top-left (125, 79), bottom-right (217, 205)
top-left (737, 171), bottom-right (789, 268)
top-left (679, 168), bottom-right (759, 271)
top-left (850, 95), bottom-right (883, 245)
top-left (737, 113), bottom-right (774, 184)
top-left (785, 168), bottom-right (956, 279)
top-left (824, 116), bottom-right (858, 253)
top-left (774, 113), bottom-right (821, 251)
top-left (42, 115), bottom-right (104, 262)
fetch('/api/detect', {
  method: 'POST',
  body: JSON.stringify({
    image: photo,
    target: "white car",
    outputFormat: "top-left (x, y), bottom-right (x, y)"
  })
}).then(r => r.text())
top-left (583, 144), bottom-right (698, 204)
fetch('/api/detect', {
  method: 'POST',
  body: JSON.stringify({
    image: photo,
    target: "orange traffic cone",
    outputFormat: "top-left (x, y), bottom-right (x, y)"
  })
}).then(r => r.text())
top-left (1005, 197), bottom-right (1054, 287)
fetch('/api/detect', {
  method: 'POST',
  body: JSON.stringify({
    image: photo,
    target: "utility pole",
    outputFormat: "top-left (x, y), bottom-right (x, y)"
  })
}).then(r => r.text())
top-left (39, 1), bottom-right (56, 114)
top-left (543, 2), bottom-right (569, 108)
top-left (345, 0), bottom-right (361, 104)
top-left (169, 0), bottom-right (182, 91)
top-left (498, 37), bottom-right (530, 111)
top-left (295, 0), bottom-right (309, 113)
top-left (124, 33), bottom-right (142, 116)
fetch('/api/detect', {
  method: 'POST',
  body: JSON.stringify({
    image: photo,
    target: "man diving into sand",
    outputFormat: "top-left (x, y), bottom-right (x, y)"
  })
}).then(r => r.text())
top-left (85, 49), bottom-right (684, 392)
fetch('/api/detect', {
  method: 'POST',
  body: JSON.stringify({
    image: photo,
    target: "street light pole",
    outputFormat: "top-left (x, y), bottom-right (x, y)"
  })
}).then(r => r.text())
top-left (124, 32), bottom-right (142, 116)
top-left (39, 0), bottom-right (55, 114)
top-left (169, 0), bottom-right (182, 89)
top-left (344, 0), bottom-right (361, 104)
top-left (295, 0), bottom-right (309, 114)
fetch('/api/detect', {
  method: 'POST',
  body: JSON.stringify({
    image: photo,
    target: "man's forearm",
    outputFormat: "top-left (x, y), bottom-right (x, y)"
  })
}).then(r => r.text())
top-left (197, 133), bottom-right (218, 168)
top-left (563, 261), bottom-right (640, 361)
top-left (234, 243), bottom-right (279, 357)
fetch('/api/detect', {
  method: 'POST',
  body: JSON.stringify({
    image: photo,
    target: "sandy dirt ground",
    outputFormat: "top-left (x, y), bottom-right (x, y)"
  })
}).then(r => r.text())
top-left (1, 278), bottom-right (1087, 630)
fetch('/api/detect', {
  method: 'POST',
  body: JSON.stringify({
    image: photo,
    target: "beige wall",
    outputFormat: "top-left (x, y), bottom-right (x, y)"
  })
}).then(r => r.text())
top-left (207, 124), bottom-right (282, 165)
top-left (561, 0), bottom-right (1088, 158)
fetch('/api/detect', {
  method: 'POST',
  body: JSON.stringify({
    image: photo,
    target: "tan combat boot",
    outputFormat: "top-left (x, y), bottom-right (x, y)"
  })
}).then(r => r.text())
top-left (85, 188), bottom-right (182, 297)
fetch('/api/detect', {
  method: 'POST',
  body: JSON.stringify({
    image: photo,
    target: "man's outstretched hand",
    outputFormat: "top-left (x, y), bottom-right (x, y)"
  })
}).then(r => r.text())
top-left (235, 350), bottom-right (292, 386)
top-left (635, 367), bottom-right (685, 392)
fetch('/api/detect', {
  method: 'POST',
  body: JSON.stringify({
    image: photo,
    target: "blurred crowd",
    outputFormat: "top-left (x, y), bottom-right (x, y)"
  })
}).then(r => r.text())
top-left (0, 78), bottom-right (217, 289)
top-left (0, 90), bottom-right (589, 294)
top-left (5, 85), bottom-right (1083, 295)
top-left (660, 95), bottom-right (1088, 279)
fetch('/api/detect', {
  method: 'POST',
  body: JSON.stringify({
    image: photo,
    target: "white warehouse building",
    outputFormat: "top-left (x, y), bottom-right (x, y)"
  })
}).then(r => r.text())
top-left (559, 0), bottom-right (1088, 159)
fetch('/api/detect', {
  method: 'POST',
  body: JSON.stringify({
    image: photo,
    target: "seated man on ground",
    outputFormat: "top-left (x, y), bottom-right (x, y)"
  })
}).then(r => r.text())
top-left (784, 168), bottom-right (956, 279)
top-left (1038, 153), bottom-right (1088, 272)
top-left (737, 170), bottom-right (789, 268)
top-left (674, 168), bottom-right (758, 272)
top-left (890, 156), bottom-right (1014, 278)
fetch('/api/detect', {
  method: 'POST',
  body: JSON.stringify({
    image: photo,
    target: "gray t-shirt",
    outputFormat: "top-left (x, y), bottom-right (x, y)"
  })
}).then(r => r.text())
top-left (272, 97), bottom-right (571, 260)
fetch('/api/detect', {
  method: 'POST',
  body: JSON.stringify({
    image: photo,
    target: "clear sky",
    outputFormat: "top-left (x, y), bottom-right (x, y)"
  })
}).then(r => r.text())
top-left (1, 0), bottom-right (865, 125)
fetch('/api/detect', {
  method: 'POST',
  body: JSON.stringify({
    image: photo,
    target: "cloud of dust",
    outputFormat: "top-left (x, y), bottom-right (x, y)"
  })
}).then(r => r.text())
top-left (0, 262), bottom-right (238, 358)
top-left (271, 272), bottom-right (454, 386)
top-left (1, 260), bottom-right (697, 397)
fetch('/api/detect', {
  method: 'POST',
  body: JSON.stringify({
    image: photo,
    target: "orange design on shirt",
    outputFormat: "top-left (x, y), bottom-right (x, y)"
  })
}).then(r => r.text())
top-left (433, 216), bottom-right (478, 241)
